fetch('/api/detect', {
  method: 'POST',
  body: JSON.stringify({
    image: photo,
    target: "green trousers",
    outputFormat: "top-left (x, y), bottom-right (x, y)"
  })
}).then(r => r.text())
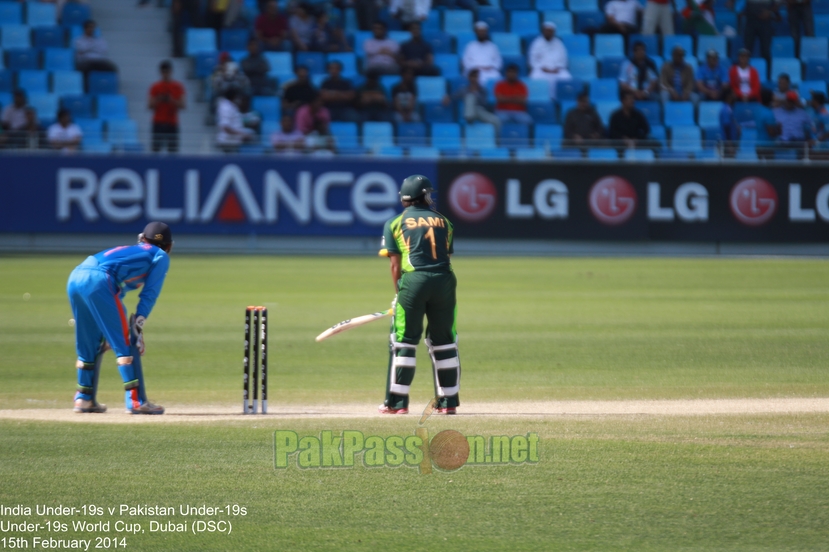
top-left (385, 271), bottom-right (460, 410)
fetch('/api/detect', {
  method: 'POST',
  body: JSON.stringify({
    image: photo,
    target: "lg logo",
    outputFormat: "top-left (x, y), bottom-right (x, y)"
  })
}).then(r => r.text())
top-left (447, 173), bottom-right (497, 223)
top-left (729, 177), bottom-right (778, 227)
top-left (588, 176), bottom-right (637, 226)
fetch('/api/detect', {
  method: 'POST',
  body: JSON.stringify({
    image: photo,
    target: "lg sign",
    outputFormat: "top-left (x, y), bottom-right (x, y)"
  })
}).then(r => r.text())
top-left (588, 177), bottom-right (637, 226)
top-left (729, 177), bottom-right (778, 226)
top-left (447, 173), bottom-right (497, 222)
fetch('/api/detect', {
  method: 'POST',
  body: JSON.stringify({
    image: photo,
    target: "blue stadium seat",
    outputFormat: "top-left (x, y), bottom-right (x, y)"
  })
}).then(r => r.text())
top-left (537, 0), bottom-right (566, 9)
top-left (194, 51), bottom-right (218, 79)
top-left (697, 35), bottom-right (727, 60)
top-left (362, 121), bottom-right (394, 151)
top-left (343, 7), bottom-right (357, 32)
top-left (33, 26), bottom-right (63, 49)
top-left (52, 70), bottom-right (83, 96)
top-left (7, 48), bottom-right (38, 71)
top-left (185, 28), bottom-right (216, 56)
top-left (588, 148), bottom-right (618, 160)
top-left (480, 147), bottom-right (511, 158)
top-left (527, 102), bottom-right (557, 123)
top-left (76, 118), bottom-right (104, 145)
top-left (2, 25), bottom-right (30, 49)
top-left (28, 92), bottom-right (58, 124)
top-left (220, 28), bottom-right (249, 51)
top-left (97, 94), bottom-right (128, 120)
top-left (423, 102), bottom-right (455, 123)
top-left (61, 3), bottom-right (90, 28)
top-left (663, 35), bottom-right (693, 56)
top-left (534, 123), bottom-right (562, 149)
top-left (108, 119), bottom-right (141, 150)
top-left (526, 79), bottom-right (549, 102)
top-left (600, 56), bottom-right (625, 79)
top-left (698, 101), bottom-right (723, 127)
top-left (543, 11), bottom-right (573, 35)
top-left (671, 125), bottom-right (702, 153)
top-left (265, 52), bottom-right (294, 80)
top-left (624, 149), bottom-right (655, 160)
top-left (477, 7), bottom-right (506, 32)
top-left (771, 37), bottom-right (795, 58)
top-left (379, 75), bottom-right (400, 95)
top-left (423, 10), bottom-right (441, 33)
top-left (636, 101), bottom-right (662, 126)
top-left (751, 57), bottom-right (768, 80)
top-left (296, 51), bottom-right (326, 75)
top-left (561, 34), bottom-right (590, 56)
top-left (465, 123), bottom-right (497, 151)
top-left (326, 53), bottom-right (356, 78)
top-left (18, 70), bottom-right (48, 93)
top-left (593, 34), bottom-right (623, 59)
top-left (252, 96), bottom-right (280, 121)
top-left (503, 0), bottom-right (534, 9)
top-left (595, 101), bottom-right (618, 124)
top-left (553, 148), bottom-right (583, 158)
top-left (376, 145), bottom-right (404, 157)
top-left (88, 71), bottom-right (118, 95)
top-left (0, 70), bottom-right (12, 92)
top-left (416, 76), bottom-right (446, 103)
top-left (61, 94), bottom-right (93, 119)
top-left (503, 55), bottom-right (528, 76)
top-left (568, 56), bottom-right (597, 80)
top-left (575, 11), bottom-right (604, 33)
top-left (434, 53), bottom-right (460, 78)
top-left (424, 32), bottom-right (453, 54)
top-left (42, 48), bottom-right (70, 71)
top-left (801, 80), bottom-right (828, 94)
top-left (664, 102), bottom-right (695, 126)
top-left (556, 78), bottom-right (585, 100)
top-left (351, 30), bottom-right (372, 57)
top-left (732, 102), bottom-right (759, 124)
top-left (431, 122), bottom-right (462, 151)
top-left (500, 122), bottom-right (530, 147)
top-left (516, 147), bottom-right (549, 159)
top-left (455, 32), bottom-right (475, 55)
top-left (649, 124), bottom-right (666, 148)
top-left (329, 122), bottom-right (362, 153)
top-left (589, 78), bottom-right (618, 102)
top-left (396, 122), bottom-right (427, 146)
top-left (492, 32), bottom-right (521, 56)
top-left (806, 59), bottom-right (829, 80)
top-left (27, 3), bottom-right (56, 27)
top-left (388, 30), bottom-right (412, 43)
top-left (816, 0), bottom-right (829, 13)
top-left (815, 15), bottom-right (829, 37)
top-left (510, 10), bottom-right (539, 35)
top-left (627, 34), bottom-right (659, 57)
top-left (801, 37), bottom-right (829, 61)
top-left (568, 0), bottom-right (599, 11)
top-left (443, 11), bottom-right (473, 34)
top-left (0, 3), bottom-right (22, 25)
top-left (771, 57), bottom-right (802, 84)
top-left (714, 11), bottom-right (737, 34)
top-left (409, 146), bottom-right (440, 158)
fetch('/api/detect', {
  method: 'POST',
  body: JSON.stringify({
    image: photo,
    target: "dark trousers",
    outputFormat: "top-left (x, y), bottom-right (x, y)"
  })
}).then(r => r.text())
top-left (152, 123), bottom-right (179, 153)
top-left (789, 3), bottom-right (815, 57)
top-left (744, 9), bottom-right (774, 60)
top-left (77, 59), bottom-right (118, 74)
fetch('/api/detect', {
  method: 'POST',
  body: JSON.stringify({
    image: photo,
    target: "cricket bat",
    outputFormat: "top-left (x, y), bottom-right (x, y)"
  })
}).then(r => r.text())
top-left (315, 309), bottom-right (393, 342)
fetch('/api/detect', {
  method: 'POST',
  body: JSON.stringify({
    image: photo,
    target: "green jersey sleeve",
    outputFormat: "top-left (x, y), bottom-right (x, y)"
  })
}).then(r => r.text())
top-left (380, 215), bottom-right (403, 256)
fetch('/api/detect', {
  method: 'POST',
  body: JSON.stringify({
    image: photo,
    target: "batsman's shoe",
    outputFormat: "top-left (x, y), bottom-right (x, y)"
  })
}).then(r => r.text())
top-left (378, 404), bottom-right (409, 415)
top-left (435, 407), bottom-right (457, 415)
top-left (127, 401), bottom-right (165, 415)
top-left (74, 399), bottom-right (107, 413)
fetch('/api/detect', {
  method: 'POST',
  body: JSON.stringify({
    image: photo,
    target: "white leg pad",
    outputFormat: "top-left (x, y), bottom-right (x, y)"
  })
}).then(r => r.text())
top-left (389, 336), bottom-right (417, 395)
top-left (425, 337), bottom-right (460, 398)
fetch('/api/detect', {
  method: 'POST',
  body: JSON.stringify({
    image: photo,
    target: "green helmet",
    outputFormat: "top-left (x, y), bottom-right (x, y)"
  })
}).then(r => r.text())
top-left (399, 175), bottom-right (434, 201)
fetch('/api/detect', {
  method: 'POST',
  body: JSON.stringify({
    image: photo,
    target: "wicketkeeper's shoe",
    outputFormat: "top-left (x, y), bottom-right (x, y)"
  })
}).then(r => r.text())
top-left (435, 407), bottom-right (456, 415)
top-left (74, 399), bottom-right (107, 413)
top-left (378, 404), bottom-right (409, 415)
top-left (127, 401), bottom-right (165, 415)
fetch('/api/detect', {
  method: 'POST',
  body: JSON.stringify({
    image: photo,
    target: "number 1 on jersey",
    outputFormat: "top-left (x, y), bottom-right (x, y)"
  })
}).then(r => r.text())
top-left (424, 227), bottom-right (437, 260)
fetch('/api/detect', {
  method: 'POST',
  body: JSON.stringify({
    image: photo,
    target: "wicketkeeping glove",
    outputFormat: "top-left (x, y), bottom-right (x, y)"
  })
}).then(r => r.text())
top-left (132, 315), bottom-right (146, 356)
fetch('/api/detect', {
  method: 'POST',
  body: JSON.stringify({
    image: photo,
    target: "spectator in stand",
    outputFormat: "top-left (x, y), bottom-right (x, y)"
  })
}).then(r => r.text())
top-left (216, 89), bottom-right (256, 152)
top-left (808, 91), bottom-right (829, 156)
top-left (357, 72), bottom-right (393, 122)
top-left (206, 0), bottom-right (231, 32)
top-left (295, 93), bottom-right (335, 151)
top-left (609, 90), bottom-right (651, 150)
top-left (172, 0), bottom-right (203, 57)
top-left (398, 22), bottom-right (440, 76)
top-left (789, 0), bottom-right (815, 57)
top-left (47, 109), bottom-right (82, 152)
top-left (210, 53), bottom-right (251, 108)
top-left (148, 60), bottom-right (186, 153)
top-left (392, 67), bottom-right (420, 123)
top-left (729, 48), bottom-right (761, 102)
top-left (755, 88), bottom-right (779, 158)
top-left (563, 89), bottom-right (605, 148)
top-left (773, 90), bottom-right (814, 156)
top-left (1, 90), bottom-right (38, 149)
top-left (696, 50), bottom-right (729, 101)
top-left (463, 21), bottom-right (503, 85)
top-left (619, 40), bottom-right (659, 100)
top-left (660, 45), bottom-right (697, 103)
top-left (528, 21), bottom-right (571, 99)
top-left (241, 39), bottom-right (275, 96)
top-left (74, 20), bottom-right (118, 74)
top-left (364, 21), bottom-right (401, 75)
top-left (720, 87), bottom-right (739, 157)
top-left (772, 73), bottom-right (794, 106)
top-left (271, 113), bottom-right (306, 153)
top-left (282, 66), bottom-right (316, 112)
top-left (389, 0), bottom-right (431, 29)
top-left (320, 61), bottom-right (359, 122)
top-left (309, 11), bottom-right (350, 53)
top-left (289, 3), bottom-right (317, 52)
top-left (681, 0), bottom-right (717, 35)
top-left (744, 0), bottom-right (779, 62)
top-left (444, 68), bottom-right (501, 131)
top-left (591, 0), bottom-right (641, 41)
top-left (255, 0), bottom-right (289, 51)
top-left (494, 64), bottom-right (533, 125)
top-left (642, 0), bottom-right (674, 35)
top-left (354, 0), bottom-right (379, 31)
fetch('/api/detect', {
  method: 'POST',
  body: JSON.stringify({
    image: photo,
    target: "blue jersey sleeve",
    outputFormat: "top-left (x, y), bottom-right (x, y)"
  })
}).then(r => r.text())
top-left (136, 250), bottom-right (170, 319)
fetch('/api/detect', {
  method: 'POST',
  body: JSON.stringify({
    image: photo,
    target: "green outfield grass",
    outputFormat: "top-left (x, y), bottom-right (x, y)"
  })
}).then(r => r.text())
top-left (1, 255), bottom-right (828, 550)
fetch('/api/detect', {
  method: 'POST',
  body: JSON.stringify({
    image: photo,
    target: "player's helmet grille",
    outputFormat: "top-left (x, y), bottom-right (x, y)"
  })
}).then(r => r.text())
top-left (400, 175), bottom-right (434, 201)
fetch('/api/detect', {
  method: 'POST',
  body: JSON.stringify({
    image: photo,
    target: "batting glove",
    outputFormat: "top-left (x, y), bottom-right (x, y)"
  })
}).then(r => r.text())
top-left (391, 295), bottom-right (397, 313)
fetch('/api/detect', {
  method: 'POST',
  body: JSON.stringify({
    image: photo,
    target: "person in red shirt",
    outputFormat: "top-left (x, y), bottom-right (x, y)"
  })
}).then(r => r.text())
top-left (494, 64), bottom-right (534, 125)
top-left (255, 0), bottom-right (289, 51)
top-left (148, 60), bottom-right (186, 153)
top-left (728, 48), bottom-right (761, 102)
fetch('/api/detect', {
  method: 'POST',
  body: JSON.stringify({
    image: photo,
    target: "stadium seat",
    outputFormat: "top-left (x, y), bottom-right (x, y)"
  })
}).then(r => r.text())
top-left (538, 0), bottom-right (566, 8)
top-left (806, 59), bottom-right (829, 80)
top-left (379, 75), bottom-right (400, 95)
top-left (455, 32), bottom-right (475, 55)
top-left (801, 37), bottom-right (829, 61)
top-left (534, 123), bottom-right (562, 149)
top-left (624, 149), bottom-right (655, 160)
top-left (771, 37), bottom-right (795, 58)
top-left (2, 25), bottom-right (30, 49)
top-left (0, 3), bottom-right (22, 26)
top-left (0, 91), bottom-right (11, 108)
top-left (88, 71), bottom-right (118, 95)
top-left (575, 11), bottom-right (604, 33)
top-left (800, 80), bottom-right (828, 94)
top-left (76, 117), bottom-right (104, 145)
top-left (500, 123), bottom-right (530, 147)
top-left (27, 3), bottom-right (56, 27)
top-left (329, 122), bottom-right (362, 152)
top-left (220, 28), bottom-right (249, 52)
top-left (409, 146), bottom-right (440, 158)
top-left (649, 124), bottom-right (666, 148)
top-left (553, 148), bottom-right (583, 158)
top-left (516, 147), bottom-right (549, 159)
top-left (569, 0), bottom-right (599, 11)
top-left (543, 11), bottom-right (573, 35)
top-left (264, 52), bottom-right (294, 81)
top-left (296, 52), bottom-right (326, 75)
top-left (396, 122), bottom-right (427, 146)
top-left (503, 0), bottom-right (534, 9)
top-left (33, 26), bottom-right (63, 49)
top-left (589, 78), bottom-right (618, 102)
top-left (588, 148), bottom-right (618, 160)
top-left (465, 123), bottom-right (497, 151)
top-left (52, 70), bottom-right (83, 96)
top-left (61, 3), bottom-right (91, 28)
top-left (97, 94), bottom-right (128, 120)
top-left (477, 7), bottom-right (506, 32)
top-left (351, 30), bottom-right (372, 57)
top-left (423, 102), bottom-right (455, 123)
top-left (671, 125), bottom-right (702, 153)
top-left (697, 101), bottom-right (723, 128)
top-left (697, 35), bottom-right (727, 60)
top-left (663, 35), bottom-right (693, 56)
top-left (556, 78), bottom-right (585, 100)
top-left (28, 92), bottom-right (58, 124)
top-left (326, 53), bottom-right (356, 78)
top-left (61, 94), bottom-right (93, 119)
top-left (492, 32), bottom-right (521, 56)
top-left (595, 101), bottom-right (618, 125)
top-left (424, 31), bottom-right (453, 54)
top-left (816, 0), bottom-right (829, 13)
top-left (416, 76), bottom-right (446, 103)
top-left (434, 53), bottom-right (460, 78)
top-left (527, 102), bottom-right (557, 123)
top-left (185, 28), bottom-right (216, 56)
top-left (0, 70), bottom-right (12, 92)
top-left (194, 51), bottom-right (218, 79)
top-left (751, 57), bottom-right (768, 80)
top-left (108, 119), bottom-right (141, 150)
top-left (664, 102), bottom-right (695, 126)
top-left (568, 56), bottom-right (597, 80)
top-left (376, 145), bottom-right (404, 157)
top-left (423, 10), bottom-right (441, 33)
top-left (525, 79), bottom-right (549, 102)
top-left (561, 34), bottom-right (590, 56)
top-left (18, 70), bottom-right (48, 93)
top-left (732, 102), bottom-right (759, 124)
top-left (480, 147), bottom-right (511, 158)
top-left (362, 121), bottom-right (393, 151)
top-left (503, 55), bottom-right (528, 76)
top-left (6, 48), bottom-right (38, 70)
top-left (559, 99), bottom-right (576, 117)
top-left (431, 122), bottom-right (462, 151)
top-left (388, 30), bottom-right (412, 43)
top-left (636, 101), bottom-right (662, 126)
top-left (443, 11), bottom-right (473, 34)
top-left (43, 48), bottom-right (73, 71)
top-left (771, 57), bottom-right (802, 84)
top-left (600, 56), bottom-right (625, 79)
top-left (510, 11), bottom-right (539, 35)
top-left (252, 96), bottom-right (280, 121)
top-left (593, 34), bottom-right (623, 59)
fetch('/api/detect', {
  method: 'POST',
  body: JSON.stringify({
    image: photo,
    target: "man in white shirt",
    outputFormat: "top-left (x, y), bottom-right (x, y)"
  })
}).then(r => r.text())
top-left (528, 22), bottom-right (572, 99)
top-left (364, 21), bottom-right (401, 75)
top-left (73, 20), bottom-right (118, 74)
top-left (216, 89), bottom-right (256, 152)
top-left (47, 109), bottom-right (83, 151)
top-left (389, 0), bottom-right (431, 29)
top-left (462, 21), bottom-right (502, 84)
top-left (601, 0), bottom-right (642, 37)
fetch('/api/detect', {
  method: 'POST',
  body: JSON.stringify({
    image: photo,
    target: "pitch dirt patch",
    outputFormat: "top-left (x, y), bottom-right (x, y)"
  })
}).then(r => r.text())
top-left (1, 398), bottom-right (829, 424)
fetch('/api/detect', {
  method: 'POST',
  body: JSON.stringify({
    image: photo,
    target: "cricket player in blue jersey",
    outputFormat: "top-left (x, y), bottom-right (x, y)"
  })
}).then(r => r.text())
top-left (67, 222), bottom-right (172, 415)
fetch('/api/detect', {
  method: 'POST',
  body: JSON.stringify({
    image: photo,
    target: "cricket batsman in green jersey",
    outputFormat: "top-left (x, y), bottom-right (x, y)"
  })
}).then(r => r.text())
top-left (378, 175), bottom-right (460, 415)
